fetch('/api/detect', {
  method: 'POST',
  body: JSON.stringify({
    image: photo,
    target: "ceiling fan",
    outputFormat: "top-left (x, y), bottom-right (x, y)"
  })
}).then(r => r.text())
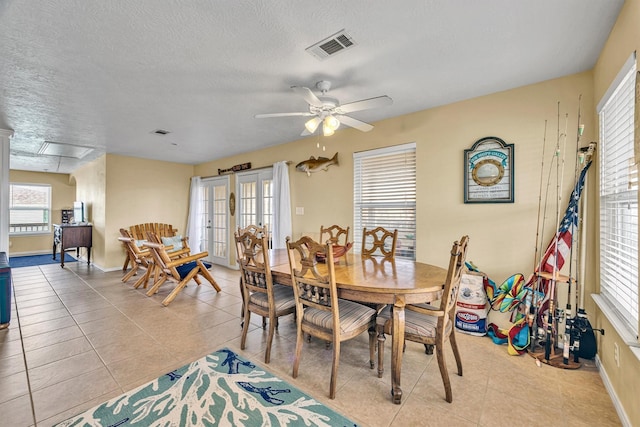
top-left (255, 81), bottom-right (393, 136)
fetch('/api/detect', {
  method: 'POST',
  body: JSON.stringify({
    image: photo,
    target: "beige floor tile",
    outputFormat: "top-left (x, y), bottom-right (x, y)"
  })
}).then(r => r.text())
top-left (38, 389), bottom-right (124, 427)
top-left (14, 291), bottom-right (58, 303)
top-left (94, 335), bottom-right (164, 365)
top-left (28, 350), bottom-right (104, 391)
top-left (25, 336), bottom-right (94, 369)
top-left (71, 305), bottom-right (124, 324)
top-left (85, 323), bottom-right (148, 348)
top-left (31, 367), bottom-right (120, 423)
top-left (21, 324), bottom-right (84, 352)
top-left (0, 352), bottom-right (26, 378)
top-left (0, 394), bottom-right (35, 427)
top-left (15, 300), bottom-right (66, 316)
top-left (18, 315), bottom-right (77, 338)
top-left (17, 307), bottom-right (71, 326)
top-left (0, 324), bottom-right (24, 343)
top-left (13, 286), bottom-right (53, 297)
top-left (0, 370), bottom-right (30, 404)
top-left (0, 337), bottom-right (26, 359)
top-left (77, 313), bottom-right (135, 335)
top-left (106, 349), bottom-right (179, 387)
top-left (1, 264), bottom-right (626, 427)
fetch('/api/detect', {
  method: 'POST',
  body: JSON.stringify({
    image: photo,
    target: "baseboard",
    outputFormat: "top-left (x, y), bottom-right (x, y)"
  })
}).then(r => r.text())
top-left (8, 250), bottom-right (51, 257)
top-left (596, 355), bottom-right (632, 427)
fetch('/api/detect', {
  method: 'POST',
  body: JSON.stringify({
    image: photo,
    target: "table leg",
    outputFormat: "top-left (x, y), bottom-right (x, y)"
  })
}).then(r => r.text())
top-left (391, 296), bottom-right (406, 404)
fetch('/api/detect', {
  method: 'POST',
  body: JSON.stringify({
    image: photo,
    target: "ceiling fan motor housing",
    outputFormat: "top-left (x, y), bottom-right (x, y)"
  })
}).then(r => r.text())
top-left (316, 80), bottom-right (332, 93)
top-left (310, 96), bottom-right (339, 115)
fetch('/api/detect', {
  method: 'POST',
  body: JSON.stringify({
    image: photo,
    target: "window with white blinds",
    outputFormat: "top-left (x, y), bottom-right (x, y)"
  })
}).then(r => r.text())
top-left (598, 54), bottom-right (638, 336)
top-left (353, 143), bottom-right (416, 260)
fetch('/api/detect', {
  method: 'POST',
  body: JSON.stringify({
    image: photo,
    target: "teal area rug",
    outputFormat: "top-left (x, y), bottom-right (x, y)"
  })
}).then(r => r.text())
top-left (55, 348), bottom-right (358, 427)
top-left (9, 253), bottom-right (76, 268)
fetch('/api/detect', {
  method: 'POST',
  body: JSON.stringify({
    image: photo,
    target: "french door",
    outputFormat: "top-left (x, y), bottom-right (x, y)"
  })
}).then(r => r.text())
top-left (236, 169), bottom-right (273, 243)
top-left (201, 176), bottom-right (229, 266)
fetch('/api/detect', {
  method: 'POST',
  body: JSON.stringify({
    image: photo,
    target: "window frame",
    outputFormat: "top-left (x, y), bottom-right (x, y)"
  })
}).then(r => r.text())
top-left (594, 52), bottom-right (639, 345)
top-left (353, 142), bottom-right (417, 260)
top-left (9, 182), bottom-right (52, 236)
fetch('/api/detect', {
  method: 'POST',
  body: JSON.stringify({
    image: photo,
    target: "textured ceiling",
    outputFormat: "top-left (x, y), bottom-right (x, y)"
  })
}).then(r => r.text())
top-left (0, 0), bottom-right (624, 173)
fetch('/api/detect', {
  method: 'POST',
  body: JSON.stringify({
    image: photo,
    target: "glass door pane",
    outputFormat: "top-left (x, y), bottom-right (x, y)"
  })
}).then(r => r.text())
top-left (237, 170), bottom-right (273, 244)
top-left (202, 176), bottom-right (229, 266)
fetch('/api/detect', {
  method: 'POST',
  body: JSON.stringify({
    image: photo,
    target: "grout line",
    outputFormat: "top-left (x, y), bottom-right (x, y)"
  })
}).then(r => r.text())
top-left (12, 269), bottom-right (42, 427)
top-left (13, 264), bottom-right (121, 424)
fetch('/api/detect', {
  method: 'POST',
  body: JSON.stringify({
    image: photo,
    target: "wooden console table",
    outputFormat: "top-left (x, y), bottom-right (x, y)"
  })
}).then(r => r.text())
top-left (53, 224), bottom-right (92, 267)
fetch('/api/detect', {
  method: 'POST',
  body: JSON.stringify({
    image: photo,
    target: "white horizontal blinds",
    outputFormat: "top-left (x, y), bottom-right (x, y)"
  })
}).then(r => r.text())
top-left (598, 55), bottom-right (638, 335)
top-left (354, 143), bottom-right (416, 260)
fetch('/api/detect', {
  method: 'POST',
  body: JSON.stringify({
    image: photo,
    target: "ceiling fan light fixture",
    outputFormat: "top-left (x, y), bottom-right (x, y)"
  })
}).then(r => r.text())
top-left (325, 115), bottom-right (340, 131)
top-left (305, 117), bottom-right (322, 133)
top-left (322, 116), bottom-right (339, 136)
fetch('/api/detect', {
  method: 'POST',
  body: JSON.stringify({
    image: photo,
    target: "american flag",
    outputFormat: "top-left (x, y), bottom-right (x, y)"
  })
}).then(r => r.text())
top-left (538, 160), bottom-right (592, 273)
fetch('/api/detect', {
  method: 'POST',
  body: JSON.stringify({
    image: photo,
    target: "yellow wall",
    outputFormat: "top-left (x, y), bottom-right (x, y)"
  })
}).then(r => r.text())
top-left (103, 154), bottom-right (194, 270)
top-left (197, 72), bottom-right (594, 283)
top-left (8, 170), bottom-right (76, 255)
top-left (591, 0), bottom-right (640, 425)
top-left (71, 156), bottom-right (106, 266)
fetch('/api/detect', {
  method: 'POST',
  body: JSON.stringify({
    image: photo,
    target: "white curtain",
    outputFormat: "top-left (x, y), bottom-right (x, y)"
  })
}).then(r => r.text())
top-left (186, 176), bottom-right (202, 252)
top-left (272, 161), bottom-right (292, 249)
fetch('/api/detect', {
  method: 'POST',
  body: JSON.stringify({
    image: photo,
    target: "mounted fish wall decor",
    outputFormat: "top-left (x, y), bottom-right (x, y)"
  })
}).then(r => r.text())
top-left (295, 152), bottom-right (339, 176)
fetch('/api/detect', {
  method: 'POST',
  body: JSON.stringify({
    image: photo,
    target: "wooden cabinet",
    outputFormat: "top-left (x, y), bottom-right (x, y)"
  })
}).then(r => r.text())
top-left (53, 224), bottom-right (92, 267)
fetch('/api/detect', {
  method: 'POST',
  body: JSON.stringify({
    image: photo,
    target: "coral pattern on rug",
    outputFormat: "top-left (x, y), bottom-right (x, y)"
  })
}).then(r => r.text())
top-left (55, 348), bottom-right (358, 427)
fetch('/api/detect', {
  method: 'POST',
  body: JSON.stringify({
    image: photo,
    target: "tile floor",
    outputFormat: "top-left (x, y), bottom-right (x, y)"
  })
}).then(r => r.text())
top-left (0, 261), bottom-right (622, 426)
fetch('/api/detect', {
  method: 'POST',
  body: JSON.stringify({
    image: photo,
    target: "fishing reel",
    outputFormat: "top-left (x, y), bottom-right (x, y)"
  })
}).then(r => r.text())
top-left (572, 308), bottom-right (605, 335)
top-left (569, 308), bottom-right (604, 361)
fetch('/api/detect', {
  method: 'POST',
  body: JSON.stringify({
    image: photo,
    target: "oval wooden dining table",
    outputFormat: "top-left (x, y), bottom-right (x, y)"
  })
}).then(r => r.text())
top-left (268, 249), bottom-right (447, 404)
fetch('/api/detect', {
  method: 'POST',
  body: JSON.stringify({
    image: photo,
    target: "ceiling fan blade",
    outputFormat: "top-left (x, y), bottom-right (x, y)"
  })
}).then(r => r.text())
top-left (300, 128), bottom-right (313, 136)
top-left (334, 95), bottom-right (393, 114)
top-left (254, 112), bottom-right (313, 118)
top-left (291, 86), bottom-right (323, 107)
top-left (336, 115), bottom-right (374, 132)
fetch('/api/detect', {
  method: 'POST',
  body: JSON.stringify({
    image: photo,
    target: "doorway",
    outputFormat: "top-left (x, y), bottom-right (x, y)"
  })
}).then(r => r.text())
top-left (236, 169), bottom-right (273, 244)
top-left (201, 176), bottom-right (229, 266)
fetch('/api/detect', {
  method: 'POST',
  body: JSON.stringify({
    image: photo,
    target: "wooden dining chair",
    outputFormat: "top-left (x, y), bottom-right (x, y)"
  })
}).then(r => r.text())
top-left (236, 225), bottom-right (269, 323)
top-left (319, 224), bottom-right (350, 246)
top-left (235, 228), bottom-right (295, 363)
top-left (142, 240), bottom-right (221, 306)
top-left (361, 226), bottom-right (398, 258)
top-left (376, 235), bottom-right (469, 403)
top-left (118, 229), bottom-right (153, 289)
top-left (286, 235), bottom-right (377, 399)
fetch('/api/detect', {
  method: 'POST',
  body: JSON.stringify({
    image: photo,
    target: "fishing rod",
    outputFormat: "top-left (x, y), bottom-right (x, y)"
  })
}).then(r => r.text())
top-left (545, 106), bottom-right (569, 361)
top-left (529, 120), bottom-right (549, 353)
top-left (563, 95), bottom-right (582, 365)
top-left (571, 143), bottom-right (603, 362)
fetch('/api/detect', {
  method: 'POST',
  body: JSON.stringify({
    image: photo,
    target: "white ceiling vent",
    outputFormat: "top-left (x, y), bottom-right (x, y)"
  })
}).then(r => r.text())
top-left (38, 141), bottom-right (94, 159)
top-left (306, 29), bottom-right (356, 60)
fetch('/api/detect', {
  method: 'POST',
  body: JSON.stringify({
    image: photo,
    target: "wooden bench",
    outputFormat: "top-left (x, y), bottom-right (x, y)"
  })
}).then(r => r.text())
top-left (129, 223), bottom-right (177, 241)
top-left (122, 223), bottom-right (178, 270)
